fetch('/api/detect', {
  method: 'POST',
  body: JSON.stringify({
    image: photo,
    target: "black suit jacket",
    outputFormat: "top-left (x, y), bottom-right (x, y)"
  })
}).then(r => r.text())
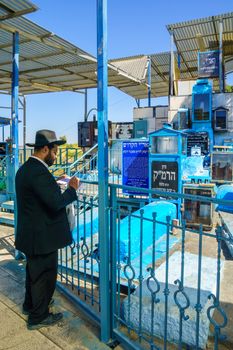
top-left (15, 157), bottom-right (77, 255)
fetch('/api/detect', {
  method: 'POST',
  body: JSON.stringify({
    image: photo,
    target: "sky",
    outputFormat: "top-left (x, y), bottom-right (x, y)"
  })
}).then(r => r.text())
top-left (1, 0), bottom-right (233, 145)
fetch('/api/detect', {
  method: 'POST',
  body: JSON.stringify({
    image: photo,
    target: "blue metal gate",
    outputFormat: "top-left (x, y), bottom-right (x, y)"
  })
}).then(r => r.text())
top-left (57, 182), bottom-right (233, 350)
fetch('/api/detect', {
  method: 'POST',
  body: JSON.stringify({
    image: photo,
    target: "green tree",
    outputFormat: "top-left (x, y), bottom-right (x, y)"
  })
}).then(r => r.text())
top-left (59, 135), bottom-right (67, 143)
top-left (225, 85), bottom-right (233, 93)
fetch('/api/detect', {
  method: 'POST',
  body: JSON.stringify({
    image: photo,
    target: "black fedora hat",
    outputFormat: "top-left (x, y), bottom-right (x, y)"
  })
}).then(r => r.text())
top-left (26, 129), bottom-right (66, 147)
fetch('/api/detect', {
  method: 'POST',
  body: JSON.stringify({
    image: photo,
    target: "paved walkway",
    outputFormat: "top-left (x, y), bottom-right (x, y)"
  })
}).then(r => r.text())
top-left (0, 225), bottom-right (116, 350)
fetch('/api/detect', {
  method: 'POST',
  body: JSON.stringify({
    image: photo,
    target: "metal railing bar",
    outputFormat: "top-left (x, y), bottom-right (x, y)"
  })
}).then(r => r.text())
top-left (195, 224), bottom-right (203, 349)
top-left (56, 281), bottom-right (101, 326)
top-left (57, 271), bottom-right (100, 304)
top-left (117, 204), bottom-right (121, 328)
top-left (110, 183), bottom-right (233, 206)
top-left (113, 329), bottom-right (144, 350)
top-left (138, 209), bottom-right (144, 343)
top-left (110, 186), bottom-right (117, 336)
top-left (163, 216), bottom-right (171, 350)
top-left (90, 197), bottom-right (95, 306)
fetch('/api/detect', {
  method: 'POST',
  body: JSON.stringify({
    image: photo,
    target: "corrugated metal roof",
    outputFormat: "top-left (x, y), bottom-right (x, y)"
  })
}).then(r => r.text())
top-left (0, 0), bottom-right (37, 20)
top-left (166, 12), bottom-right (233, 81)
top-left (111, 12), bottom-right (233, 99)
top-left (110, 53), bottom-right (170, 99)
top-left (167, 12), bottom-right (233, 32)
top-left (111, 55), bottom-right (148, 81)
top-left (1, 6), bottom-right (233, 100)
top-left (0, 14), bottom-right (145, 95)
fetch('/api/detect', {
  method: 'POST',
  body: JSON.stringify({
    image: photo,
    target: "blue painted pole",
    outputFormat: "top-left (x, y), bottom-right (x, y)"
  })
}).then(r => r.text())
top-left (147, 56), bottom-right (151, 107)
top-left (169, 31), bottom-right (174, 98)
top-left (135, 98), bottom-right (140, 108)
top-left (23, 96), bottom-right (26, 163)
top-left (11, 31), bottom-right (19, 191)
top-left (97, 0), bottom-right (110, 342)
top-left (110, 187), bottom-right (117, 336)
top-left (219, 20), bottom-right (223, 93)
top-left (11, 32), bottom-right (22, 260)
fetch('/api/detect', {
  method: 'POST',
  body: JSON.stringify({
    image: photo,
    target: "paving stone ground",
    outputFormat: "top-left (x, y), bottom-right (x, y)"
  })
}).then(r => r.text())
top-left (0, 225), bottom-right (117, 350)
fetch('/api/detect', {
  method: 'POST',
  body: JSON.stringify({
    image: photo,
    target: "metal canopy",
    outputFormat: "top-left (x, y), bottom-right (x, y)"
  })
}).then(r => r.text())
top-left (111, 12), bottom-right (233, 99)
top-left (0, 0), bottom-right (37, 20)
top-left (1, 6), bottom-right (233, 99)
top-left (109, 55), bottom-right (151, 99)
top-left (167, 12), bottom-right (233, 78)
top-left (0, 15), bottom-right (145, 95)
top-left (111, 52), bottom-right (183, 99)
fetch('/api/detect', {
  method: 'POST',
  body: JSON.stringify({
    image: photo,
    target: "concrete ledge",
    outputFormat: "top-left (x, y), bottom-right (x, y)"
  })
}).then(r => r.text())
top-left (0, 212), bottom-right (14, 226)
top-left (122, 252), bottom-right (224, 349)
top-left (219, 211), bottom-right (233, 256)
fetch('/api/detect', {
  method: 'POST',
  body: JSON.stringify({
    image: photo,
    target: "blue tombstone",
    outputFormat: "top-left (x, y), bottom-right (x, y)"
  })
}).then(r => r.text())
top-left (149, 124), bottom-right (188, 218)
top-left (191, 79), bottom-right (214, 153)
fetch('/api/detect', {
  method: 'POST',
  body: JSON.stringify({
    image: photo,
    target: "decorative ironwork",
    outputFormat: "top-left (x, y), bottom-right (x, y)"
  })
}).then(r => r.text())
top-left (207, 226), bottom-right (228, 349)
top-left (174, 280), bottom-right (190, 321)
top-left (57, 183), bottom-right (231, 350)
top-left (146, 272), bottom-right (160, 304)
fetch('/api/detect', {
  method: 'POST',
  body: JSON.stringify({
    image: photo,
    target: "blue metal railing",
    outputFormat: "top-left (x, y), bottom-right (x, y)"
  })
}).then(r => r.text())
top-left (0, 156), bottom-right (7, 190)
top-left (18, 147), bottom-right (81, 168)
top-left (72, 154), bottom-right (98, 179)
top-left (56, 182), bottom-right (233, 350)
top-left (66, 144), bottom-right (98, 177)
top-left (111, 186), bottom-right (231, 350)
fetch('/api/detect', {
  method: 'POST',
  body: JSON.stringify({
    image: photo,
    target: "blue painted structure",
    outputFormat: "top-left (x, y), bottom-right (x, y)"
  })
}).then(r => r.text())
top-left (191, 79), bottom-right (214, 152)
top-left (2, 5), bottom-right (231, 349)
top-left (122, 141), bottom-right (149, 195)
top-left (216, 184), bottom-right (233, 213)
top-left (72, 200), bottom-right (177, 262)
top-left (97, 0), bottom-right (110, 342)
top-left (11, 32), bottom-right (21, 259)
top-left (118, 201), bottom-right (176, 261)
top-left (72, 206), bottom-right (99, 240)
top-left (133, 119), bottom-right (148, 138)
top-left (0, 117), bottom-right (11, 141)
top-left (182, 154), bottom-right (210, 183)
top-left (57, 181), bottom-right (232, 350)
top-left (149, 124), bottom-right (187, 218)
top-left (147, 56), bottom-right (151, 107)
top-left (176, 108), bottom-right (189, 130)
top-left (6, 32), bottom-right (19, 199)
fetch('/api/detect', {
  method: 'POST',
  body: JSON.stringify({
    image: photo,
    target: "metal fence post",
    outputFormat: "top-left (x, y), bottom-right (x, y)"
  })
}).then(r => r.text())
top-left (110, 186), bottom-right (117, 337)
top-left (10, 31), bottom-right (19, 196)
top-left (97, 0), bottom-right (110, 342)
top-left (147, 56), bottom-right (151, 107)
top-left (11, 31), bottom-right (21, 259)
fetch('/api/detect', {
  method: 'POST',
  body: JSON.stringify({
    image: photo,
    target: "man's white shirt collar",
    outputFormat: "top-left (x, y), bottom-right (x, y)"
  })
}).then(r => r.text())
top-left (30, 156), bottom-right (49, 169)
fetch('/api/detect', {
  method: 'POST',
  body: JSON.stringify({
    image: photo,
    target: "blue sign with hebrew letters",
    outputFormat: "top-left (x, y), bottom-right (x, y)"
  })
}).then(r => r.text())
top-left (122, 141), bottom-right (149, 195)
top-left (198, 51), bottom-right (219, 78)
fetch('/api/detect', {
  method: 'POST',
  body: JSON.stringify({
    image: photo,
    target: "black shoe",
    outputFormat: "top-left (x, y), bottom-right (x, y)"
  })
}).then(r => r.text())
top-left (27, 312), bottom-right (63, 330)
top-left (22, 298), bottom-right (55, 315)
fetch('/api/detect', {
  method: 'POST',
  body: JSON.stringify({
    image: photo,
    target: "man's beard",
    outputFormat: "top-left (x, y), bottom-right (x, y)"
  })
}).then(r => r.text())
top-left (44, 151), bottom-right (54, 167)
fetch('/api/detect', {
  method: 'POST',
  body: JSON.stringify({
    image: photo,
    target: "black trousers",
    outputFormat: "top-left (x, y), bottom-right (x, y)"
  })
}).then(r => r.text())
top-left (24, 250), bottom-right (58, 324)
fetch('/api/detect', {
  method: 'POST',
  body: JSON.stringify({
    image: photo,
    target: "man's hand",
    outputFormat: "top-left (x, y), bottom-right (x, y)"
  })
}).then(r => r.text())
top-left (57, 174), bottom-right (70, 181)
top-left (68, 176), bottom-right (79, 191)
